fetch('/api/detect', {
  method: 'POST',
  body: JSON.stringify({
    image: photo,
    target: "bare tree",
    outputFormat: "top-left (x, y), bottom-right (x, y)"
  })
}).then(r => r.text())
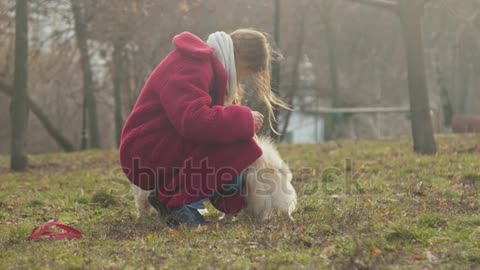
top-left (346, 0), bottom-right (437, 154)
top-left (279, 2), bottom-right (309, 141)
top-left (319, 0), bottom-right (342, 141)
top-left (112, 40), bottom-right (125, 147)
top-left (2, 0), bottom-right (477, 154)
top-left (271, 0), bottom-right (281, 139)
top-left (10, 0), bottom-right (29, 171)
top-left (70, 0), bottom-right (101, 149)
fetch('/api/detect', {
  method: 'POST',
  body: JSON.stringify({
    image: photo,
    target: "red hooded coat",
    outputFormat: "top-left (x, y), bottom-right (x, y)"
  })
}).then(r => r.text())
top-left (119, 32), bottom-right (263, 213)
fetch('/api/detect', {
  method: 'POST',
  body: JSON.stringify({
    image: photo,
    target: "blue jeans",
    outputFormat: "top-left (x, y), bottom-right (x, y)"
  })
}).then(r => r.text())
top-left (188, 173), bottom-right (246, 209)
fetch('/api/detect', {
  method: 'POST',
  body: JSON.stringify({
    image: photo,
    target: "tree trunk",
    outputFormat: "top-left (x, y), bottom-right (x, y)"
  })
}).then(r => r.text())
top-left (279, 5), bottom-right (307, 142)
top-left (112, 40), bottom-right (125, 147)
top-left (271, 0), bottom-right (281, 140)
top-left (10, 0), bottom-right (29, 171)
top-left (457, 33), bottom-right (476, 115)
top-left (1, 82), bottom-right (75, 152)
top-left (127, 48), bottom-right (139, 113)
top-left (433, 54), bottom-right (453, 128)
top-left (80, 95), bottom-right (88, 150)
top-left (474, 49), bottom-right (480, 114)
top-left (71, 0), bottom-right (101, 149)
top-left (321, 2), bottom-right (341, 141)
top-left (398, 1), bottom-right (437, 154)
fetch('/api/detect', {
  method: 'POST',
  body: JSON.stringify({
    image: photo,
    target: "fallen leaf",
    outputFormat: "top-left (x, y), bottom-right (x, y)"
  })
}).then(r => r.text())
top-left (412, 254), bottom-right (426, 260)
top-left (370, 247), bottom-right (382, 255)
top-left (146, 233), bottom-right (158, 242)
top-left (163, 228), bottom-right (179, 237)
top-left (294, 225), bottom-right (307, 234)
top-left (193, 226), bottom-right (208, 233)
top-left (363, 193), bottom-right (372, 204)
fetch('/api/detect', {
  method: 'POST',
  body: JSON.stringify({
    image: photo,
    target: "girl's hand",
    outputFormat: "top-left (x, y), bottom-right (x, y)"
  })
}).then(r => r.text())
top-left (252, 111), bottom-right (264, 133)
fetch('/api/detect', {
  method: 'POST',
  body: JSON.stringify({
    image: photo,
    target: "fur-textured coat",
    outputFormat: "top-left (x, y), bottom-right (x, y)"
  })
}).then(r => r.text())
top-left (119, 32), bottom-right (263, 213)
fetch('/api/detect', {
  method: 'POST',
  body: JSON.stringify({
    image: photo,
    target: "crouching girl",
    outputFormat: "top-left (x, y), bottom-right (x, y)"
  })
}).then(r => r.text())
top-left (119, 29), bottom-right (288, 228)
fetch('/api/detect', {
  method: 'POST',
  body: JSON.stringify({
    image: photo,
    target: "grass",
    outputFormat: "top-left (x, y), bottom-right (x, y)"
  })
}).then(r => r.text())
top-left (1, 134), bottom-right (480, 269)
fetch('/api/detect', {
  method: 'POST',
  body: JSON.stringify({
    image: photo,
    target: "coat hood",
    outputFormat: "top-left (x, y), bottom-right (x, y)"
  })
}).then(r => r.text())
top-left (173, 32), bottom-right (215, 59)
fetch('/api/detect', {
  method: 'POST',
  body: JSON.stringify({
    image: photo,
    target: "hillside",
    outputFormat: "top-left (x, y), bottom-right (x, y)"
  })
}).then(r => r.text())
top-left (1, 135), bottom-right (480, 269)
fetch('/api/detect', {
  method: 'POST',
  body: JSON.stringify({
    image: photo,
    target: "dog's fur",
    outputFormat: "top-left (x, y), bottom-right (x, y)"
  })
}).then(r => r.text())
top-left (131, 135), bottom-right (297, 221)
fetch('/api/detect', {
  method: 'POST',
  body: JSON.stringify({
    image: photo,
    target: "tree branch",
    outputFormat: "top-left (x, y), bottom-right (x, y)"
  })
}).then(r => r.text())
top-left (0, 80), bottom-right (75, 152)
top-left (345, 0), bottom-right (398, 11)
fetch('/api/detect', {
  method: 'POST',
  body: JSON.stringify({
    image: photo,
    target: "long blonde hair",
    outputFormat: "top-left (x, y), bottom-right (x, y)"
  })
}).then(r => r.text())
top-left (230, 29), bottom-right (291, 135)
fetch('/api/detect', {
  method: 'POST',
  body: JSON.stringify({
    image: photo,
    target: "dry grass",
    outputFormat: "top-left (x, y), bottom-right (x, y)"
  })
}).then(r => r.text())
top-left (1, 134), bottom-right (479, 269)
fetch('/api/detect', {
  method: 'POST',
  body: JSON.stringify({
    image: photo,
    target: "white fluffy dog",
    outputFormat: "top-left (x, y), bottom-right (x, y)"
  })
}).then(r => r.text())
top-left (132, 135), bottom-right (297, 221)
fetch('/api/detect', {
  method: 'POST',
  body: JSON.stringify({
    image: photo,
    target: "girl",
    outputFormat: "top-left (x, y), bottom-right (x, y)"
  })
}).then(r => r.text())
top-left (119, 29), bottom-right (289, 228)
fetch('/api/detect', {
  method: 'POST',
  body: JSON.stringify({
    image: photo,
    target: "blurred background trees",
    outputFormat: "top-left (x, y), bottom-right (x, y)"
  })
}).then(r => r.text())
top-left (1, 0), bottom-right (479, 162)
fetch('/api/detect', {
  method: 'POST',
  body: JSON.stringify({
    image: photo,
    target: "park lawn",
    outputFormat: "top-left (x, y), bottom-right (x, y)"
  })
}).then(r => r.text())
top-left (0, 134), bottom-right (480, 270)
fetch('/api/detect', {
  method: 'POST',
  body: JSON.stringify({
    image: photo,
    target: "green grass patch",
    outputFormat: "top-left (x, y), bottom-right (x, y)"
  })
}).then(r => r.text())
top-left (0, 134), bottom-right (480, 269)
